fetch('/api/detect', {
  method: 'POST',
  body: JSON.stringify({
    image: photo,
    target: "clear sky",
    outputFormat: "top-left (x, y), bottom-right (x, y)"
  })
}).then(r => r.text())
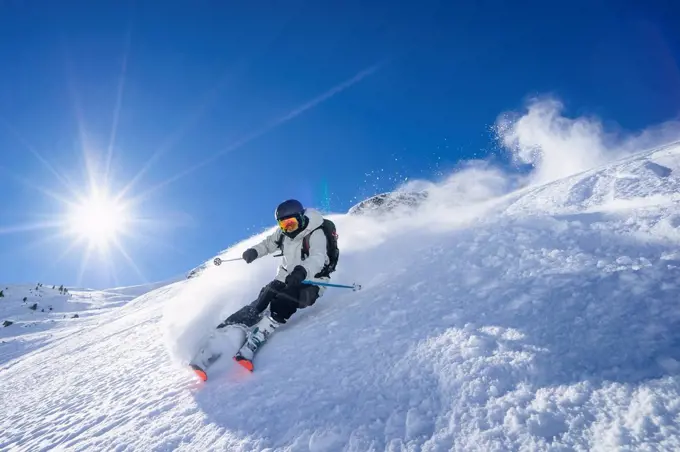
top-left (1, 0), bottom-right (678, 289)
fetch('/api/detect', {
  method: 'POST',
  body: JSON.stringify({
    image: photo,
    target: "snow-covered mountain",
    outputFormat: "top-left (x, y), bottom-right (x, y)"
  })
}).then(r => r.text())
top-left (347, 190), bottom-right (429, 216)
top-left (2, 143), bottom-right (680, 451)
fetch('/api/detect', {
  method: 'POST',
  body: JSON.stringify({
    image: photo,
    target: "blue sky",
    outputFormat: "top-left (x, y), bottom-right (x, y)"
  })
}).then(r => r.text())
top-left (1, 0), bottom-right (678, 288)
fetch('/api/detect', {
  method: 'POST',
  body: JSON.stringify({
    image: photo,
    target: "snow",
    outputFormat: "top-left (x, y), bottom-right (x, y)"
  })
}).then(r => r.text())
top-left (2, 140), bottom-right (680, 450)
top-left (0, 281), bottom-right (173, 368)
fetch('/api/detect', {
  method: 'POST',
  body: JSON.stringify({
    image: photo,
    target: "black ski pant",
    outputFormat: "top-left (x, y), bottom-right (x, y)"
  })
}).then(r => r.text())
top-left (251, 280), bottom-right (286, 313)
top-left (269, 282), bottom-right (320, 323)
top-left (219, 279), bottom-right (321, 329)
top-left (251, 279), bottom-right (320, 323)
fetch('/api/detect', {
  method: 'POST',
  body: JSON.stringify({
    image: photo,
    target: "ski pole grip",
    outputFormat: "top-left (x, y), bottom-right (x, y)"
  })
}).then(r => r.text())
top-left (214, 257), bottom-right (242, 266)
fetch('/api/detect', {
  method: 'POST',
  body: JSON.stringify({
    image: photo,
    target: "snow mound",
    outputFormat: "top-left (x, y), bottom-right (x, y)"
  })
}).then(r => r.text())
top-left (1, 144), bottom-right (680, 451)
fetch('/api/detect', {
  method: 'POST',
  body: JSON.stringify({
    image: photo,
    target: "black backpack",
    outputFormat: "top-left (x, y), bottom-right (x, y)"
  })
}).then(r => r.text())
top-left (275, 218), bottom-right (339, 278)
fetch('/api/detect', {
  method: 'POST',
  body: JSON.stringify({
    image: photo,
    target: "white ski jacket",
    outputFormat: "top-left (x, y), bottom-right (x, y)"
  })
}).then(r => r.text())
top-left (252, 208), bottom-right (330, 286)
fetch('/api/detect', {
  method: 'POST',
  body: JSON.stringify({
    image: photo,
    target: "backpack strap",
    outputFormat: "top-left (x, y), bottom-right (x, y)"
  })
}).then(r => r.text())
top-left (273, 229), bottom-right (285, 257)
top-left (301, 226), bottom-right (323, 260)
top-left (302, 226), bottom-right (333, 278)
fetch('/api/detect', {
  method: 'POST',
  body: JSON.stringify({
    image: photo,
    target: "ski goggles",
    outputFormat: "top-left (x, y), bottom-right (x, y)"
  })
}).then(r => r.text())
top-left (277, 216), bottom-right (300, 233)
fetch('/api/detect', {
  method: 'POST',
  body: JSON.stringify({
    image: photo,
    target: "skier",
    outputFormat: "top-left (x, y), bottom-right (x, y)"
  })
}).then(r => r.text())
top-left (219, 199), bottom-right (338, 370)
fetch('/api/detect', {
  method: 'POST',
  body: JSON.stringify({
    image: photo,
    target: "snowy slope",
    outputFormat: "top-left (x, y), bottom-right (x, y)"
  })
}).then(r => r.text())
top-left (2, 144), bottom-right (680, 451)
top-left (0, 280), bottom-right (175, 367)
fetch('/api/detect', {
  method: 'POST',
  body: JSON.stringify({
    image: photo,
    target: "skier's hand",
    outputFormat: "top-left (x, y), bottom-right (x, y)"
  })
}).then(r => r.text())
top-left (242, 248), bottom-right (258, 264)
top-left (285, 265), bottom-right (307, 287)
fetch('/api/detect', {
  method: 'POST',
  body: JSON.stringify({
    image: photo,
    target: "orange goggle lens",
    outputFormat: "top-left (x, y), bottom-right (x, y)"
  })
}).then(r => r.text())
top-left (278, 217), bottom-right (299, 232)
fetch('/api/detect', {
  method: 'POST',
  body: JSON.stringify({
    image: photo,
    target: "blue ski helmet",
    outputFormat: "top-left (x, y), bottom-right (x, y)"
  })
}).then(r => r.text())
top-left (275, 199), bottom-right (307, 236)
top-left (275, 199), bottom-right (304, 220)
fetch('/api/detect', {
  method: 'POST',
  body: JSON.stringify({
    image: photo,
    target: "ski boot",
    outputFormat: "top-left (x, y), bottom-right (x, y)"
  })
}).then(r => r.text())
top-left (233, 314), bottom-right (281, 371)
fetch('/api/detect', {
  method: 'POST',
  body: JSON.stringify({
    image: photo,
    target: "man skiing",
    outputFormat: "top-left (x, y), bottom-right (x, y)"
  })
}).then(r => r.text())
top-left (220, 199), bottom-right (337, 371)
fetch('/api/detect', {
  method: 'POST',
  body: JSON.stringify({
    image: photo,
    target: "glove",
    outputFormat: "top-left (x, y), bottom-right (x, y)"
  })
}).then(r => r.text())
top-left (242, 248), bottom-right (258, 264)
top-left (285, 265), bottom-right (307, 287)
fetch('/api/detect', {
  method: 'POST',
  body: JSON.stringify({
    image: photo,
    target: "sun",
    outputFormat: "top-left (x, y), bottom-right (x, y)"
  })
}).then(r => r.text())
top-left (67, 190), bottom-right (130, 250)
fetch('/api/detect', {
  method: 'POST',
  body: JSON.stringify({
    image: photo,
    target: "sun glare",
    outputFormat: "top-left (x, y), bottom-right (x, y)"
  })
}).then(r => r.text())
top-left (68, 192), bottom-right (129, 249)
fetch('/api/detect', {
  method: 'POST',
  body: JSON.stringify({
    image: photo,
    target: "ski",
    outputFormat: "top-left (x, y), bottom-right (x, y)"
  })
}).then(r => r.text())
top-left (190, 354), bottom-right (221, 381)
top-left (188, 323), bottom-right (249, 381)
top-left (190, 364), bottom-right (208, 381)
top-left (233, 353), bottom-right (254, 372)
top-left (188, 347), bottom-right (224, 381)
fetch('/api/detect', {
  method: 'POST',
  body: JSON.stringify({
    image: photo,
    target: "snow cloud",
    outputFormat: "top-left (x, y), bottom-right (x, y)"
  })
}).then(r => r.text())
top-left (360, 94), bottom-right (680, 237)
top-left (494, 96), bottom-right (680, 185)
top-left (161, 228), bottom-right (284, 364)
top-left (396, 160), bottom-right (516, 230)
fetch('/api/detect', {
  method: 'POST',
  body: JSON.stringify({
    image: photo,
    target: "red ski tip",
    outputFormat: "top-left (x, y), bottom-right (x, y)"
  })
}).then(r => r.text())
top-left (190, 364), bottom-right (208, 381)
top-left (234, 356), bottom-right (254, 372)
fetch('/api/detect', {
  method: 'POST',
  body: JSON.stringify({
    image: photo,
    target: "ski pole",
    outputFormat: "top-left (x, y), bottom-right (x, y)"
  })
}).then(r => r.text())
top-left (302, 280), bottom-right (362, 291)
top-left (213, 257), bottom-right (242, 266)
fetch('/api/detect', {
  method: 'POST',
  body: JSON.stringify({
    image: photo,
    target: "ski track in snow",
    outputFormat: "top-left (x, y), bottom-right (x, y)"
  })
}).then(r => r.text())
top-left (2, 146), bottom-right (680, 451)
